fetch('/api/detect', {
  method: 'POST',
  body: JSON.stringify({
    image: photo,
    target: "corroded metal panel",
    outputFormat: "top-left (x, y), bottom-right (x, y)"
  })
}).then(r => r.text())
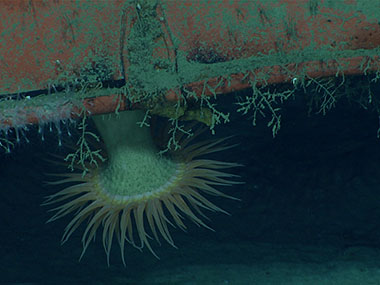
top-left (0, 0), bottom-right (380, 130)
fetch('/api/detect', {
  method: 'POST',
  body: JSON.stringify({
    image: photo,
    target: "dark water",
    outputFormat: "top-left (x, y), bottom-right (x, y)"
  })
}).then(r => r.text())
top-left (2, 89), bottom-right (380, 284)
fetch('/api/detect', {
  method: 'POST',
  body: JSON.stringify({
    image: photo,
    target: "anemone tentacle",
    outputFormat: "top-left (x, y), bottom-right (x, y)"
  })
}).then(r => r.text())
top-left (45, 110), bottom-right (240, 266)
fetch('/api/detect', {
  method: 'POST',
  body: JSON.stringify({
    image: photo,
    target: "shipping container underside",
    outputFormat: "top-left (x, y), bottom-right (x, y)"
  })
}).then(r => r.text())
top-left (0, 0), bottom-right (379, 145)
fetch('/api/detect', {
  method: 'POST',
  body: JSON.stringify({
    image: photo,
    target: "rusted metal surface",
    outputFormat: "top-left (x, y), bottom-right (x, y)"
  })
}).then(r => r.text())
top-left (0, 0), bottom-right (124, 94)
top-left (1, 0), bottom-right (380, 129)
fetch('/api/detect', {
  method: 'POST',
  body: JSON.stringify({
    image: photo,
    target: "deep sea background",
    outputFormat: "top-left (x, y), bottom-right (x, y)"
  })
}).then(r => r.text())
top-left (2, 81), bottom-right (380, 284)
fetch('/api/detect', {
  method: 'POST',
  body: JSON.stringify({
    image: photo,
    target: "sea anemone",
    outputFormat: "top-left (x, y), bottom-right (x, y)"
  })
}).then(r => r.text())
top-left (44, 110), bottom-right (239, 265)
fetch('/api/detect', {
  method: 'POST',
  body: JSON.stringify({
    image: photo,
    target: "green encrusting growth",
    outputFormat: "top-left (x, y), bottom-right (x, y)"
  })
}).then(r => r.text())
top-left (92, 110), bottom-right (178, 198)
